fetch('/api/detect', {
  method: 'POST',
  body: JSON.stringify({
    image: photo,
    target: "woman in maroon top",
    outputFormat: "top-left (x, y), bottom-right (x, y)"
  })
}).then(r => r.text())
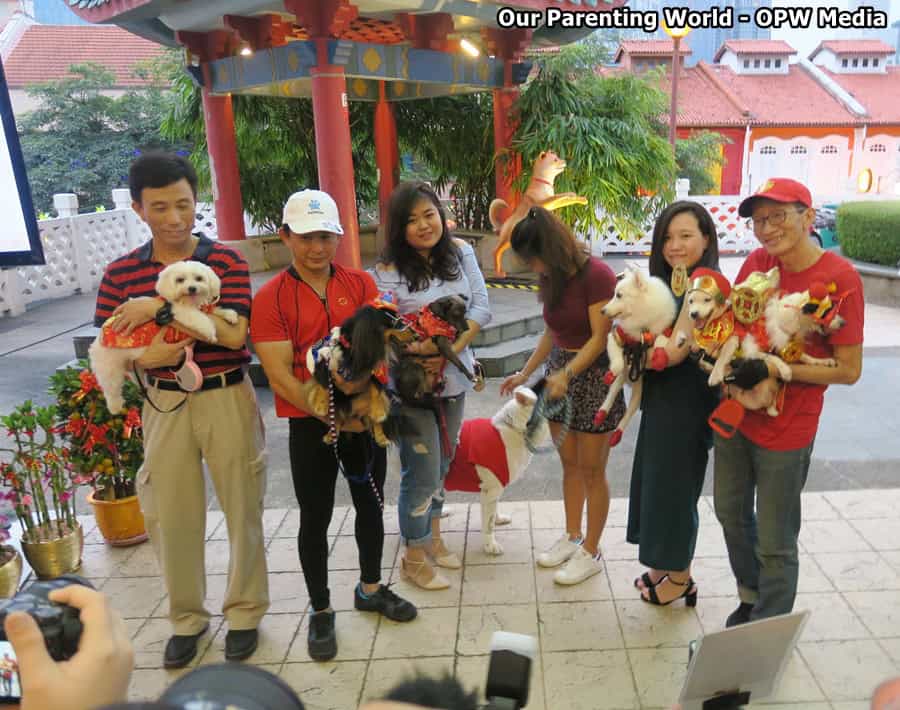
top-left (500, 208), bottom-right (625, 586)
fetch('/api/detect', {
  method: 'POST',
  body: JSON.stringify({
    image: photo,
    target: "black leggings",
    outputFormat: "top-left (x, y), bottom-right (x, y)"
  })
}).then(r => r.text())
top-left (288, 417), bottom-right (387, 611)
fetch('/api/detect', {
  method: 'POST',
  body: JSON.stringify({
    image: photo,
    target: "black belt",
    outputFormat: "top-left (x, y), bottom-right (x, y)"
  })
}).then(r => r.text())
top-left (146, 368), bottom-right (244, 392)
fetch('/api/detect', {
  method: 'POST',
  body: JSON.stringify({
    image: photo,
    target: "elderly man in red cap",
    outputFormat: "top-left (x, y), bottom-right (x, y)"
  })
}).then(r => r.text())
top-left (714, 178), bottom-right (865, 627)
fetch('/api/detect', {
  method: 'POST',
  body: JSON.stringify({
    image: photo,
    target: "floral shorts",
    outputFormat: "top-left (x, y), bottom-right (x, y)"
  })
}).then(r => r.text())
top-left (546, 346), bottom-right (626, 434)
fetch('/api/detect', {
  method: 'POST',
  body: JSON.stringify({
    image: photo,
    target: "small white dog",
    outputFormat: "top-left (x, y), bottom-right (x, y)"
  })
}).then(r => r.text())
top-left (89, 260), bottom-right (238, 413)
top-left (444, 386), bottom-right (549, 555)
top-left (593, 268), bottom-right (678, 446)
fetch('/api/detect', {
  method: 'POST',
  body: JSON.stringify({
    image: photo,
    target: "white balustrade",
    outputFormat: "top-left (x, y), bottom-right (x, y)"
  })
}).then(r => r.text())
top-left (0, 193), bottom-right (243, 318)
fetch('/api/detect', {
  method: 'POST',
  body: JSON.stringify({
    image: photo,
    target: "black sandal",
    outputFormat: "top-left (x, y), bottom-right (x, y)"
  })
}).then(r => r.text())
top-left (641, 575), bottom-right (698, 607)
top-left (633, 571), bottom-right (662, 590)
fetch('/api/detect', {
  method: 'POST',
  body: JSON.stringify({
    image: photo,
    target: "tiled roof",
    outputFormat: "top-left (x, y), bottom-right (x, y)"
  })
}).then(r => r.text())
top-left (614, 39), bottom-right (691, 62)
top-left (810, 40), bottom-right (896, 60)
top-left (714, 39), bottom-right (797, 62)
top-left (704, 62), bottom-right (858, 126)
top-left (673, 63), bottom-right (749, 127)
top-left (822, 66), bottom-right (900, 124)
top-left (3, 24), bottom-right (166, 88)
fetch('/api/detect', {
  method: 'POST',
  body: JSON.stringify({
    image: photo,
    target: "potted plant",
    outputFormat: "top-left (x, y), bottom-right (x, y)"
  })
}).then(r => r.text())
top-left (0, 516), bottom-right (22, 598)
top-left (0, 401), bottom-right (83, 578)
top-left (48, 365), bottom-right (148, 547)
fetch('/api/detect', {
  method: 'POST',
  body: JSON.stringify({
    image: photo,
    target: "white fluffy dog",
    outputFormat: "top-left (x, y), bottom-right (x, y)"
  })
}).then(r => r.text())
top-left (444, 386), bottom-right (549, 555)
top-left (89, 260), bottom-right (238, 413)
top-left (593, 268), bottom-right (678, 446)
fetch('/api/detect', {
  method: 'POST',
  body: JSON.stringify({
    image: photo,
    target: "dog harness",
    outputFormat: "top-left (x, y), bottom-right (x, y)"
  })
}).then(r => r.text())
top-left (444, 419), bottom-right (511, 493)
top-left (693, 310), bottom-right (735, 356)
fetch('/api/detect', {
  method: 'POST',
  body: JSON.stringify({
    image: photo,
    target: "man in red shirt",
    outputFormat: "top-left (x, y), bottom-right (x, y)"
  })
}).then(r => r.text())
top-left (251, 190), bottom-right (416, 662)
top-left (715, 178), bottom-right (864, 626)
top-left (94, 153), bottom-right (269, 668)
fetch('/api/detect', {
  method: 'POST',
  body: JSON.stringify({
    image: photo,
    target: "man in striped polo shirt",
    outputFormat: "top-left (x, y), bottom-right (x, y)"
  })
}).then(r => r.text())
top-left (94, 153), bottom-right (269, 668)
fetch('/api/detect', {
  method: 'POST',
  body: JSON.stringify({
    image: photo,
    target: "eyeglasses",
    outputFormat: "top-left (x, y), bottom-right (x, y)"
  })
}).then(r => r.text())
top-left (746, 207), bottom-right (806, 231)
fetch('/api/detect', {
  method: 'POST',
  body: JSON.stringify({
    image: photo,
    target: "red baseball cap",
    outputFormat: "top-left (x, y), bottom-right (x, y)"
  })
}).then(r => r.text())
top-left (738, 178), bottom-right (813, 218)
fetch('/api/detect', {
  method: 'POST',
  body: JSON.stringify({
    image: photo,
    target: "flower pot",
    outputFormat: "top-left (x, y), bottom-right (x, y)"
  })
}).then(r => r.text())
top-left (87, 491), bottom-right (148, 547)
top-left (0, 548), bottom-right (23, 598)
top-left (21, 521), bottom-right (83, 579)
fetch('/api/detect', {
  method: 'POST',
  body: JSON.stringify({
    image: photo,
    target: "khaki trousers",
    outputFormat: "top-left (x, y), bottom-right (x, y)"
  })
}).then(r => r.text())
top-left (137, 375), bottom-right (269, 635)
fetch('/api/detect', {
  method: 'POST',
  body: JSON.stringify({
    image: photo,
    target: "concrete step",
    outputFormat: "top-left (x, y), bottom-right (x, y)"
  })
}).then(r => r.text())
top-left (473, 313), bottom-right (544, 347)
top-left (474, 333), bottom-right (542, 378)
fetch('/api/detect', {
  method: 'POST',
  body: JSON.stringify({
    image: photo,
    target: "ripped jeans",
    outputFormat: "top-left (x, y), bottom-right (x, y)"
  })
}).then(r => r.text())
top-left (397, 394), bottom-right (466, 548)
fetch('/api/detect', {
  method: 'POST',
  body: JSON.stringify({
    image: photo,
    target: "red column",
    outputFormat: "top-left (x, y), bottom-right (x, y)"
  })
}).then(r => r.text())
top-left (200, 87), bottom-right (246, 242)
top-left (311, 64), bottom-right (361, 268)
top-left (492, 61), bottom-right (521, 222)
top-left (374, 81), bottom-right (398, 225)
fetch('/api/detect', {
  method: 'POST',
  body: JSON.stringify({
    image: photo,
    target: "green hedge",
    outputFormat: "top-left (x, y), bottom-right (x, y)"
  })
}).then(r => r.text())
top-left (836, 200), bottom-right (900, 267)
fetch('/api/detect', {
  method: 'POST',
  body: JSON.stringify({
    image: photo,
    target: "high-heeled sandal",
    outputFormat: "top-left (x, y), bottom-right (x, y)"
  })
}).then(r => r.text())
top-left (429, 539), bottom-right (462, 569)
top-left (640, 575), bottom-right (697, 607)
top-left (401, 556), bottom-right (450, 590)
top-left (633, 571), bottom-right (664, 590)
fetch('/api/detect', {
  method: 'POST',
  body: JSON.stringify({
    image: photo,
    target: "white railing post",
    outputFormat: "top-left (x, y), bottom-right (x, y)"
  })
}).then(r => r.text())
top-left (1, 270), bottom-right (27, 317)
top-left (111, 188), bottom-right (131, 211)
top-left (112, 189), bottom-right (143, 249)
top-left (676, 178), bottom-right (690, 200)
top-left (53, 193), bottom-right (79, 218)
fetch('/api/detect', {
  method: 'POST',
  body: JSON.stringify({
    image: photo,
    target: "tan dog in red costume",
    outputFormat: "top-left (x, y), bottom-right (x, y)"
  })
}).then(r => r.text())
top-left (489, 150), bottom-right (587, 278)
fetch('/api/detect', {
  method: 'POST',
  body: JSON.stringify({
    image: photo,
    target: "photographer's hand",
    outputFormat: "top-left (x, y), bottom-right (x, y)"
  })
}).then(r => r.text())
top-left (4, 585), bottom-right (134, 710)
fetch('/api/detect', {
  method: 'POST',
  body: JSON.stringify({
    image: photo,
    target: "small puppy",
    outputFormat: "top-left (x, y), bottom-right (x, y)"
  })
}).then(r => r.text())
top-left (444, 385), bottom-right (549, 555)
top-left (89, 260), bottom-right (237, 414)
top-left (593, 268), bottom-right (678, 446)
top-left (301, 304), bottom-right (397, 446)
top-left (390, 295), bottom-right (474, 401)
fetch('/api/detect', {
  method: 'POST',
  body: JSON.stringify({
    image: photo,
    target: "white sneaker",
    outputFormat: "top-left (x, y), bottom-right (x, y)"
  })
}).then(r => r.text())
top-left (537, 534), bottom-right (582, 568)
top-left (554, 546), bottom-right (603, 585)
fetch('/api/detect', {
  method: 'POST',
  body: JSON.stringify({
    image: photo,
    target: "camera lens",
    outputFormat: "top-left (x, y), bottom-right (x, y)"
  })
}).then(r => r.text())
top-left (159, 664), bottom-right (304, 710)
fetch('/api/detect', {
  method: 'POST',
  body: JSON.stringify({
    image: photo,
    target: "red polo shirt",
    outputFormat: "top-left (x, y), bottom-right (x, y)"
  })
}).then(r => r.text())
top-left (250, 264), bottom-right (377, 418)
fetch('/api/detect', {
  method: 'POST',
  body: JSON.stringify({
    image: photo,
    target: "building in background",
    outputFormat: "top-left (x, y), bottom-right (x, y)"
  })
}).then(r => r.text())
top-left (619, 0), bottom-right (772, 65)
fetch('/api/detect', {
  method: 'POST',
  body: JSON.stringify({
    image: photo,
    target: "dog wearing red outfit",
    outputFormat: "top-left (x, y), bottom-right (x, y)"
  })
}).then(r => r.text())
top-left (444, 386), bottom-right (549, 555)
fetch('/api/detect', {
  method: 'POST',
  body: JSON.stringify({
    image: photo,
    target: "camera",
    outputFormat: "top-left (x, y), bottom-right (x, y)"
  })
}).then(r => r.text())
top-left (0, 573), bottom-right (93, 662)
top-left (484, 631), bottom-right (537, 710)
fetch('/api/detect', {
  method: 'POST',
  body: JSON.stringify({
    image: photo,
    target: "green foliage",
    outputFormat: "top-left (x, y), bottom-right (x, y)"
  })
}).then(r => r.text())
top-left (394, 94), bottom-right (495, 230)
top-left (836, 200), bottom-right (900, 266)
top-left (18, 59), bottom-right (186, 215)
top-left (676, 131), bottom-right (728, 195)
top-left (511, 50), bottom-right (676, 239)
top-left (161, 69), bottom-right (378, 233)
top-left (0, 401), bottom-right (78, 540)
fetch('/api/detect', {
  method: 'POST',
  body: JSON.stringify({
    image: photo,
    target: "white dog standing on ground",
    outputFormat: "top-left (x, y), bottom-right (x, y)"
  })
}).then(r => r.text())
top-left (89, 260), bottom-right (238, 413)
top-left (593, 268), bottom-right (678, 446)
top-left (444, 386), bottom-right (550, 555)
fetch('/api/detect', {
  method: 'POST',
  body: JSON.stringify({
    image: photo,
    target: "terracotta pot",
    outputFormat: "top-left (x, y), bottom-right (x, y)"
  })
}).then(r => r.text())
top-left (0, 547), bottom-right (23, 598)
top-left (87, 491), bottom-right (148, 547)
top-left (21, 521), bottom-right (83, 579)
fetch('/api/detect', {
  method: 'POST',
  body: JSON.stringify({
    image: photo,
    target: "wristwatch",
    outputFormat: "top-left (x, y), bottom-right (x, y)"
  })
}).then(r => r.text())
top-left (154, 302), bottom-right (174, 326)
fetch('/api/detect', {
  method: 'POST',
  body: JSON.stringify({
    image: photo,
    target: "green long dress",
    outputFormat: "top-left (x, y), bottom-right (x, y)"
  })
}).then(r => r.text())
top-left (626, 292), bottom-right (720, 570)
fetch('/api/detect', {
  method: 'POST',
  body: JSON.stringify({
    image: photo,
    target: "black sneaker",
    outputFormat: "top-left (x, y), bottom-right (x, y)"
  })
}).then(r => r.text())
top-left (307, 609), bottom-right (337, 661)
top-left (726, 602), bottom-right (754, 628)
top-left (163, 624), bottom-right (209, 669)
top-left (354, 584), bottom-right (418, 622)
top-left (225, 628), bottom-right (258, 661)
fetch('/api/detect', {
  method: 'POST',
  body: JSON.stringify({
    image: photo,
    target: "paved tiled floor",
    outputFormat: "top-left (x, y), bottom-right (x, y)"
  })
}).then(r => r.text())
top-left (81, 489), bottom-right (900, 709)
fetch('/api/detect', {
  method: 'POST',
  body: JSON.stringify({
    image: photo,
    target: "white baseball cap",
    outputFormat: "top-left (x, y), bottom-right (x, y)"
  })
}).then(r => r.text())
top-left (282, 189), bottom-right (344, 236)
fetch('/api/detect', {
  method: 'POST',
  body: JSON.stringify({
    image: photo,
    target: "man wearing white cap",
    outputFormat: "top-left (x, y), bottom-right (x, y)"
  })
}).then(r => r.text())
top-left (251, 190), bottom-right (417, 662)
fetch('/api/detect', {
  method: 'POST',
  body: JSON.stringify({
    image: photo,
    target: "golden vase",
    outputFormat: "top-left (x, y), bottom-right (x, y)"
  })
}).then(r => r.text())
top-left (87, 491), bottom-right (148, 547)
top-left (0, 547), bottom-right (23, 598)
top-left (20, 521), bottom-right (83, 579)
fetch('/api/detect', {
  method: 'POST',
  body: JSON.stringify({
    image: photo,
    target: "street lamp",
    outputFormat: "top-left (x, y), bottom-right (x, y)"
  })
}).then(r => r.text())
top-left (662, 22), bottom-right (691, 148)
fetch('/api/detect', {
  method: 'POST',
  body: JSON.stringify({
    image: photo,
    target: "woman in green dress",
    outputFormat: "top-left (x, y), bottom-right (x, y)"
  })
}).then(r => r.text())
top-left (628, 201), bottom-right (721, 606)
